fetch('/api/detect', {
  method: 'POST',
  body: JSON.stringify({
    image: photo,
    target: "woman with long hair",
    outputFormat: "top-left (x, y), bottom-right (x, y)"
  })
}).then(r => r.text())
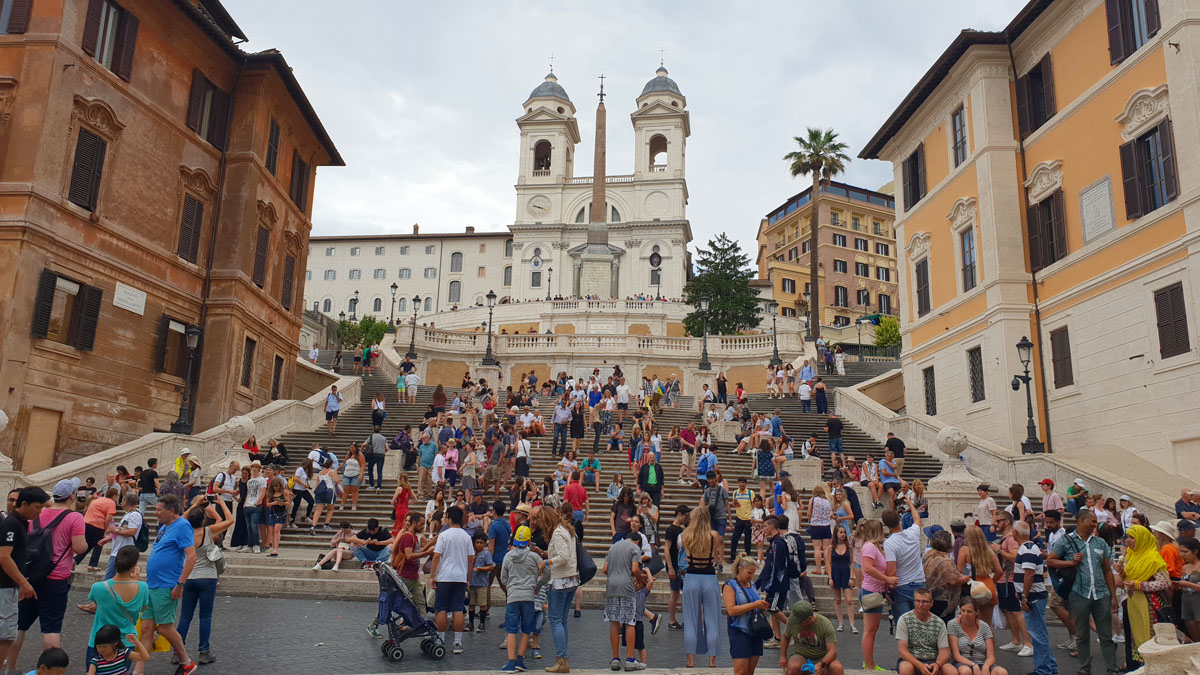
top-left (1116, 524), bottom-right (1171, 667)
top-left (569, 399), bottom-right (587, 455)
top-left (309, 458), bottom-right (338, 535)
top-left (339, 443), bottom-right (362, 511)
top-left (230, 466), bottom-right (250, 550)
top-left (262, 476), bottom-right (290, 556)
top-left (611, 487), bottom-right (638, 544)
top-left (423, 487), bottom-right (446, 535)
top-left (957, 525), bottom-right (1002, 625)
top-left (858, 518), bottom-right (891, 671)
top-left (828, 525), bottom-right (855, 633)
top-left (459, 441), bottom-right (479, 492)
top-left (543, 505), bottom-right (579, 672)
top-left (431, 383), bottom-right (447, 413)
top-left (722, 554), bottom-right (767, 675)
top-left (813, 377), bottom-right (829, 415)
top-left (948, 598), bottom-right (1009, 675)
top-left (1177, 536), bottom-right (1200, 642)
top-left (808, 483), bottom-right (832, 576)
top-left (391, 473), bottom-right (413, 537)
top-left (371, 392), bottom-right (386, 428)
top-left (681, 505), bottom-right (723, 668)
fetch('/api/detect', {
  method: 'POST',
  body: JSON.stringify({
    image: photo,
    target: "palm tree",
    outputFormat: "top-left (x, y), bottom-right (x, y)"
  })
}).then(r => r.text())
top-left (783, 127), bottom-right (850, 341)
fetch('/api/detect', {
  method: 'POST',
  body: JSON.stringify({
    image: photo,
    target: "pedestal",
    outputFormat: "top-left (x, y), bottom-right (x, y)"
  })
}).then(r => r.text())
top-left (925, 427), bottom-right (982, 531)
top-left (383, 450), bottom-right (403, 482)
top-left (1128, 623), bottom-right (1200, 674)
top-left (711, 421), bottom-right (742, 444)
top-left (579, 254), bottom-right (613, 298)
top-left (781, 458), bottom-right (822, 489)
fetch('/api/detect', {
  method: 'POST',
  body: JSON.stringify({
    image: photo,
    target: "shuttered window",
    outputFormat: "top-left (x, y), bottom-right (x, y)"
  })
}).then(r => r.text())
top-left (878, 294), bottom-right (892, 315)
top-left (1026, 189), bottom-right (1068, 272)
top-left (834, 286), bottom-right (849, 307)
top-left (1050, 327), bottom-right (1073, 388)
top-left (270, 355), bottom-right (284, 400)
top-left (265, 118), bottom-right (280, 175)
top-left (239, 337), bottom-right (256, 388)
top-left (280, 255), bottom-right (295, 310)
top-left (922, 366), bottom-right (937, 416)
top-left (185, 69), bottom-right (229, 150)
top-left (154, 316), bottom-right (189, 378)
top-left (1106, 0), bottom-right (1160, 65)
top-left (176, 194), bottom-right (203, 263)
top-left (68, 129), bottom-right (107, 212)
top-left (951, 106), bottom-right (968, 166)
top-left (1119, 118), bottom-right (1178, 220)
top-left (252, 227), bottom-right (270, 288)
top-left (32, 270), bottom-right (103, 351)
top-left (2, 0), bottom-right (32, 33)
top-left (856, 289), bottom-right (870, 306)
top-left (1154, 282), bottom-right (1190, 360)
top-left (967, 347), bottom-right (985, 403)
top-left (289, 150), bottom-right (310, 210)
top-left (81, 0), bottom-right (138, 80)
top-left (902, 143), bottom-right (926, 211)
top-left (1015, 54), bottom-right (1056, 139)
top-left (915, 259), bottom-right (931, 316)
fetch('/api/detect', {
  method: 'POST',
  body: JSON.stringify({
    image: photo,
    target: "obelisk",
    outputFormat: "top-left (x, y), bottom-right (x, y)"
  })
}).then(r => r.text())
top-left (579, 76), bottom-right (616, 298)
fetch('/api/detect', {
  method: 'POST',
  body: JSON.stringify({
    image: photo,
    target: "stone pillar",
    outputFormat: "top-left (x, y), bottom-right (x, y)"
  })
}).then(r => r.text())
top-left (781, 458), bottom-right (823, 490)
top-left (474, 364), bottom-right (501, 393)
top-left (383, 449), bottom-right (403, 482)
top-left (1130, 622), bottom-right (1200, 674)
top-left (925, 426), bottom-right (982, 531)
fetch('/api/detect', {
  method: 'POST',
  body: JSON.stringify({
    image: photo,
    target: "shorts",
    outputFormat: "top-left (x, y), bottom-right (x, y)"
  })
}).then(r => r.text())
top-left (325, 410), bottom-right (340, 421)
top-left (505, 600), bottom-right (538, 634)
top-left (728, 626), bottom-right (764, 659)
top-left (17, 577), bottom-right (70, 634)
top-left (0, 588), bottom-right (17, 640)
top-left (619, 621), bottom-right (645, 650)
top-left (433, 582), bottom-right (467, 614)
top-left (859, 588), bottom-right (883, 614)
top-left (604, 595), bottom-right (638, 625)
top-left (670, 572), bottom-right (684, 592)
top-left (343, 474), bottom-right (361, 486)
top-left (617, 402), bottom-right (629, 410)
top-left (997, 581), bottom-right (1021, 612)
top-left (681, 451), bottom-right (693, 467)
top-left (882, 481), bottom-right (901, 493)
top-left (267, 510), bottom-right (287, 526)
top-left (767, 589), bottom-right (788, 613)
top-left (808, 525), bottom-right (832, 540)
top-left (469, 586), bottom-right (489, 607)
top-left (144, 587), bottom-right (179, 625)
top-left (363, 356), bottom-right (372, 367)
top-left (1047, 590), bottom-right (1065, 611)
top-left (314, 489), bottom-right (334, 505)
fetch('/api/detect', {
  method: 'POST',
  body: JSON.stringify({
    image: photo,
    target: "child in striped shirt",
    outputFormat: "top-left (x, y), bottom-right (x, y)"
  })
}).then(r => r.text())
top-left (86, 625), bottom-right (149, 675)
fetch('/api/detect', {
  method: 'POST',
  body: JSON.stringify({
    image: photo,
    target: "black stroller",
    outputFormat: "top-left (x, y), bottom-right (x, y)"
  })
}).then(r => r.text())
top-left (375, 564), bottom-right (445, 662)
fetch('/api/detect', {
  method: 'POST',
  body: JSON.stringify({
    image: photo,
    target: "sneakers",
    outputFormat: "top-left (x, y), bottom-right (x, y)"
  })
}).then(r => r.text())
top-left (476, 619), bottom-right (487, 633)
top-left (1056, 638), bottom-right (1076, 650)
top-left (1017, 645), bottom-right (1034, 657)
top-left (235, 546), bottom-right (248, 553)
top-left (1112, 634), bottom-right (1126, 644)
top-left (836, 622), bottom-right (844, 632)
top-left (252, 545), bottom-right (261, 554)
top-left (650, 613), bottom-right (662, 635)
top-left (311, 563), bottom-right (322, 571)
top-left (467, 620), bottom-right (475, 632)
top-left (531, 648), bottom-right (542, 659)
top-left (366, 623), bottom-right (384, 639)
top-left (515, 657), bottom-right (528, 671)
top-left (623, 658), bottom-right (645, 671)
top-left (501, 661), bottom-right (519, 673)
top-left (999, 642), bottom-right (1022, 652)
top-left (763, 638), bottom-right (781, 649)
top-left (610, 658), bottom-right (622, 671)
top-left (850, 623), bottom-right (859, 634)
top-left (453, 643), bottom-right (464, 655)
top-left (668, 621), bottom-right (684, 630)
top-left (197, 651), bottom-right (216, 665)
top-left (175, 662), bottom-right (197, 675)
top-left (573, 610), bottom-right (582, 618)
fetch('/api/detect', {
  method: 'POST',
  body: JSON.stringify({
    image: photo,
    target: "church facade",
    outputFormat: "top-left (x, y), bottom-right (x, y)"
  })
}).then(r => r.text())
top-left (304, 67), bottom-right (694, 318)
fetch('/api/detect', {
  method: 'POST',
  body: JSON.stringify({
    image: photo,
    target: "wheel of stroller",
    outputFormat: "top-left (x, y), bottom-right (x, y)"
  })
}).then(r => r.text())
top-left (430, 643), bottom-right (446, 660)
top-left (381, 640), bottom-right (394, 657)
top-left (420, 639), bottom-right (432, 653)
top-left (387, 644), bottom-right (404, 662)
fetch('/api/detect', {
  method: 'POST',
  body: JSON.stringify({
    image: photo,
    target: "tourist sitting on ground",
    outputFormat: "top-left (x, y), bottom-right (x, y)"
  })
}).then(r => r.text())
top-left (348, 518), bottom-right (395, 568)
top-left (780, 600), bottom-right (843, 675)
top-left (947, 597), bottom-right (1008, 675)
top-left (895, 588), bottom-right (954, 675)
top-left (312, 522), bottom-right (356, 571)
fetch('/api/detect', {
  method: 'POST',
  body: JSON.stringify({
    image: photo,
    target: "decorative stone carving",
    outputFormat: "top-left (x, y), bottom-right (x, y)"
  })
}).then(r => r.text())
top-left (1129, 622), bottom-right (1200, 674)
top-left (926, 426), bottom-right (980, 534)
top-left (937, 426), bottom-right (969, 459)
top-left (1117, 85), bottom-right (1170, 141)
top-left (670, 238), bottom-right (684, 245)
top-left (71, 95), bottom-right (125, 140)
top-left (283, 230), bottom-right (302, 255)
top-left (906, 231), bottom-right (931, 261)
top-left (0, 78), bottom-right (16, 124)
top-left (179, 167), bottom-right (217, 201)
top-left (946, 198), bottom-right (977, 230)
top-left (256, 200), bottom-right (278, 228)
top-left (645, 191), bottom-right (669, 217)
top-left (623, 239), bottom-right (642, 248)
top-left (1024, 160), bottom-right (1064, 205)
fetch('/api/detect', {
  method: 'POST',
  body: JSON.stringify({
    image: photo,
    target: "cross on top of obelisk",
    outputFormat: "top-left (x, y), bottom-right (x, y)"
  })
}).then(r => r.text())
top-left (597, 74), bottom-right (606, 102)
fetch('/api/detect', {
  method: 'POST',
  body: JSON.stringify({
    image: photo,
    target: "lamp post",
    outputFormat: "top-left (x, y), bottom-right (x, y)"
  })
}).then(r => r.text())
top-left (405, 295), bottom-right (420, 359)
top-left (350, 289), bottom-right (359, 321)
top-left (766, 301), bottom-right (783, 367)
top-left (655, 272), bottom-right (662, 301)
top-left (389, 282), bottom-right (398, 326)
top-left (856, 318), bottom-right (865, 359)
top-left (698, 295), bottom-right (712, 371)
top-left (1012, 335), bottom-right (1045, 454)
top-left (482, 290), bottom-right (499, 366)
top-left (169, 325), bottom-right (203, 435)
top-left (803, 290), bottom-right (812, 341)
top-left (546, 266), bottom-right (553, 301)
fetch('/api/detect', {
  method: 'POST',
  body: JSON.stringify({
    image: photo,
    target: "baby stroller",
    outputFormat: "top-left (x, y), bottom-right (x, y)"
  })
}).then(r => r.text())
top-left (375, 563), bottom-right (444, 662)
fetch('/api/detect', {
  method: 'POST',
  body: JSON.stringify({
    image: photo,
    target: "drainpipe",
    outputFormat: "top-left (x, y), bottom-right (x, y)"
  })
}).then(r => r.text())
top-left (1006, 38), bottom-right (1053, 453)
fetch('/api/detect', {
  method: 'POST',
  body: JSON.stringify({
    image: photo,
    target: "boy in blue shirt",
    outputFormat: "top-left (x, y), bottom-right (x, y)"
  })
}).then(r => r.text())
top-left (467, 537), bottom-right (493, 632)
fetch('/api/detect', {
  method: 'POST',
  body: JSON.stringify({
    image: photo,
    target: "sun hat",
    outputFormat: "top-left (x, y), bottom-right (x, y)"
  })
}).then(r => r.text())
top-left (514, 503), bottom-right (532, 516)
top-left (180, 448), bottom-right (192, 456)
top-left (51, 478), bottom-right (81, 501)
top-left (1150, 520), bottom-right (1179, 540)
top-left (923, 524), bottom-right (945, 539)
top-left (249, 460), bottom-right (262, 467)
top-left (513, 526), bottom-right (532, 548)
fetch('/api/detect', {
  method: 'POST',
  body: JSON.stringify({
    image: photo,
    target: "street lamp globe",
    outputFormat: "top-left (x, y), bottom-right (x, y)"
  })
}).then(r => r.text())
top-left (184, 325), bottom-right (202, 350)
top-left (699, 296), bottom-right (710, 311)
top-left (486, 290), bottom-right (497, 308)
top-left (412, 295), bottom-right (421, 310)
top-left (390, 282), bottom-right (398, 295)
top-left (339, 311), bottom-right (346, 322)
top-left (1016, 336), bottom-right (1034, 367)
top-left (767, 301), bottom-right (779, 314)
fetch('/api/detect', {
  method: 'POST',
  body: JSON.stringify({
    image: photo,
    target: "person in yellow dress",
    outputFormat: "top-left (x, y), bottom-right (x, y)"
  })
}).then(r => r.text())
top-left (1115, 524), bottom-right (1171, 664)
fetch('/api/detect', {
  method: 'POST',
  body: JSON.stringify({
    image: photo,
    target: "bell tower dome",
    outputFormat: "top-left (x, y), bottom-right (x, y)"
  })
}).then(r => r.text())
top-left (631, 66), bottom-right (690, 182)
top-left (517, 72), bottom-right (581, 187)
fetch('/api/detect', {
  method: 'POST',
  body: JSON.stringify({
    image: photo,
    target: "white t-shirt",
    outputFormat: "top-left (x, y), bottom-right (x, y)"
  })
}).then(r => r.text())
top-left (309, 347), bottom-right (319, 360)
top-left (308, 448), bottom-right (339, 470)
top-left (884, 523), bottom-right (926, 586)
top-left (111, 509), bottom-right (143, 552)
top-left (616, 385), bottom-right (631, 404)
top-left (520, 412), bottom-right (536, 427)
top-left (214, 470), bottom-right (238, 502)
top-left (293, 467), bottom-right (310, 491)
top-left (244, 476), bottom-right (267, 507)
top-left (517, 439), bottom-right (531, 459)
top-left (432, 454), bottom-right (446, 482)
top-left (799, 383), bottom-right (812, 400)
top-left (405, 373), bottom-right (421, 388)
top-left (434, 526), bottom-right (474, 583)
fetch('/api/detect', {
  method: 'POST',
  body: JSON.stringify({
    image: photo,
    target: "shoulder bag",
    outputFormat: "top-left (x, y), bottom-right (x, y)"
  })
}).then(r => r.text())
top-left (203, 528), bottom-right (227, 575)
top-left (576, 536), bottom-right (597, 584)
top-left (732, 581), bottom-right (775, 640)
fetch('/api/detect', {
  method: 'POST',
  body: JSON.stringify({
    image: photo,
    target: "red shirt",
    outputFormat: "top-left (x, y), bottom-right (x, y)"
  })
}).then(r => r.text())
top-left (398, 531), bottom-right (420, 579)
top-left (680, 428), bottom-right (697, 448)
top-left (564, 482), bottom-right (588, 511)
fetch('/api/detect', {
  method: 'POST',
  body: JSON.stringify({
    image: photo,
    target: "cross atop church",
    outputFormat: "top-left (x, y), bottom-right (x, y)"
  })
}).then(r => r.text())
top-left (548, 53), bottom-right (555, 72)
top-left (597, 74), bottom-right (605, 102)
top-left (659, 47), bottom-right (667, 66)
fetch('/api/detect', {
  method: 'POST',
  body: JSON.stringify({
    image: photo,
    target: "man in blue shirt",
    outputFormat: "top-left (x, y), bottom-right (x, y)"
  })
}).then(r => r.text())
top-left (770, 409), bottom-right (784, 445)
top-left (143, 494), bottom-right (197, 673)
top-left (878, 449), bottom-right (901, 510)
top-left (487, 501), bottom-right (513, 612)
top-left (417, 432), bottom-right (439, 499)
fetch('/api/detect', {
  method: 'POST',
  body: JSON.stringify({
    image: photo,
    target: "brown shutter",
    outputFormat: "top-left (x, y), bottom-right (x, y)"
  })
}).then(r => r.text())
top-left (1050, 328), bottom-right (1073, 387)
top-left (207, 87), bottom-right (229, 150)
top-left (1118, 140), bottom-right (1143, 220)
top-left (1040, 53), bottom-right (1056, 119)
top-left (177, 195), bottom-right (203, 263)
top-left (74, 284), bottom-right (103, 351)
top-left (266, 120), bottom-right (280, 174)
top-left (901, 155), bottom-right (913, 210)
top-left (1026, 203), bottom-right (1044, 272)
top-left (915, 143), bottom-right (926, 200)
top-left (6, 0), bottom-right (32, 33)
top-left (113, 12), bottom-right (138, 81)
top-left (68, 129), bottom-right (105, 211)
top-left (186, 69), bottom-right (205, 132)
top-left (154, 315), bottom-right (171, 372)
top-left (1167, 283), bottom-right (1190, 356)
top-left (252, 227), bottom-right (270, 287)
top-left (1154, 283), bottom-right (1190, 359)
top-left (32, 269), bottom-right (58, 339)
top-left (288, 149), bottom-right (301, 203)
top-left (1049, 189), bottom-right (1067, 264)
top-left (1158, 118), bottom-right (1178, 202)
top-left (81, 0), bottom-right (103, 56)
top-left (1015, 74), bottom-right (1031, 139)
top-left (280, 255), bottom-right (295, 309)
top-left (1105, 0), bottom-right (1127, 65)
top-left (1144, 0), bottom-right (1160, 39)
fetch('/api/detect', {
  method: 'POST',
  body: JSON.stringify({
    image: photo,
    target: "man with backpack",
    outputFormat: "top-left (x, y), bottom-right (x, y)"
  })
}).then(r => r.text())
top-left (757, 516), bottom-right (792, 648)
top-left (7, 479), bottom-right (86, 670)
top-left (363, 425), bottom-right (388, 490)
top-left (0, 486), bottom-right (49, 668)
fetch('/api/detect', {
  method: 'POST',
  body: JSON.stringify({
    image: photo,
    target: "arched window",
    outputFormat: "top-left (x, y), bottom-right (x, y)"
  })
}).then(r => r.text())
top-left (312, 301), bottom-right (319, 312)
top-left (348, 298), bottom-right (358, 314)
top-left (449, 281), bottom-right (461, 303)
top-left (575, 203), bottom-right (620, 223)
top-left (575, 206), bottom-right (587, 223)
top-left (424, 297), bottom-right (432, 311)
top-left (372, 298), bottom-right (382, 312)
top-left (322, 298), bottom-right (331, 312)
top-left (533, 140), bottom-right (552, 172)
top-left (505, 240), bottom-right (514, 257)
top-left (611, 205), bottom-right (621, 222)
top-left (397, 297), bottom-right (407, 312)
top-left (503, 265), bottom-right (513, 286)
top-left (450, 252), bottom-right (463, 273)
top-left (649, 134), bottom-right (668, 171)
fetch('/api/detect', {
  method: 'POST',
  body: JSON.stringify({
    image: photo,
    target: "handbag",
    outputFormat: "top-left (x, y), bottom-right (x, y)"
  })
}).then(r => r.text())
top-left (576, 536), bottom-right (597, 584)
top-left (647, 544), bottom-right (665, 576)
top-left (733, 581), bottom-right (775, 640)
top-left (203, 529), bottom-right (227, 575)
top-left (106, 581), bottom-right (171, 653)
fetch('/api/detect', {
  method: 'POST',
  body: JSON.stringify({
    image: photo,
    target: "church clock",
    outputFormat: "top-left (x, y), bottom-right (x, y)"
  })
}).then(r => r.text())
top-left (527, 195), bottom-right (551, 218)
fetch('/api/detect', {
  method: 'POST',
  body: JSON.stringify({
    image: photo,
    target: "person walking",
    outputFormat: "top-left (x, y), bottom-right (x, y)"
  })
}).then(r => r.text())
top-left (371, 392), bottom-right (386, 428)
top-left (363, 425), bottom-right (389, 491)
top-left (324, 385), bottom-right (343, 436)
top-left (309, 458), bottom-right (339, 534)
top-left (1012, 521), bottom-right (1056, 675)
top-left (139, 494), bottom-right (197, 674)
top-left (603, 530), bottom-right (644, 672)
top-left (814, 378), bottom-right (829, 415)
top-left (1047, 508), bottom-right (1119, 675)
top-left (290, 459), bottom-right (315, 526)
top-left (176, 496), bottom-right (234, 664)
top-left (499, 526), bottom-right (544, 673)
top-left (682, 506), bottom-right (723, 669)
top-left (723, 554), bottom-right (768, 675)
top-left (757, 516), bottom-right (791, 648)
top-left (991, 511), bottom-right (1032, 657)
top-left (339, 443), bottom-right (363, 511)
top-left (431, 505), bottom-right (474, 655)
top-left (0, 487), bottom-right (49, 669)
top-left (730, 478), bottom-right (755, 563)
top-left (636, 453), bottom-right (664, 508)
top-left (390, 474), bottom-right (414, 537)
top-left (551, 398), bottom-right (572, 458)
top-left (137, 459), bottom-right (160, 516)
top-left (77, 487), bottom-right (118, 571)
top-left (544, 508), bottom-right (578, 673)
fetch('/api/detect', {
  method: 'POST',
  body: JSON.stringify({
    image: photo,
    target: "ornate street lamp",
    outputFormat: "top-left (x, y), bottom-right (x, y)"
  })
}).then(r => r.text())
top-left (405, 295), bottom-right (420, 359)
top-left (803, 289), bottom-right (813, 341)
top-left (350, 289), bottom-right (360, 321)
top-left (546, 266), bottom-right (553, 301)
top-left (339, 311), bottom-right (346, 323)
top-left (856, 317), bottom-right (867, 359)
top-left (1012, 335), bottom-right (1045, 454)
top-left (389, 282), bottom-right (398, 326)
top-left (698, 295), bottom-right (712, 371)
top-left (482, 290), bottom-right (499, 366)
top-left (766, 301), bottom-right (783, 367)
top-left (169, 325), bottom-right (203, 435)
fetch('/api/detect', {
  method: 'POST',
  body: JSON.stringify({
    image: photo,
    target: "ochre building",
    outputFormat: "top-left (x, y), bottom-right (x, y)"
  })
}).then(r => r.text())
top-left (0, 0), bottom-right (342, 471)
top-left (860, 0), bottom-right (1200, 478)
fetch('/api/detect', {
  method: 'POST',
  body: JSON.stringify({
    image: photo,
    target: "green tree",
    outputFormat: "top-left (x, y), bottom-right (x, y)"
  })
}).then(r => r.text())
top-left (683, 233), bottom-right (762, 336)
top-left (337, 320), bottom-right (363, 349)
top-left (873, 316), bottom-right (901, 348)
top-left (783, 127), bottom-right (850, 340)
top-left (337, 316), bottom-right (388, 349)
top-left (358, 316), bottom-right (388, 346)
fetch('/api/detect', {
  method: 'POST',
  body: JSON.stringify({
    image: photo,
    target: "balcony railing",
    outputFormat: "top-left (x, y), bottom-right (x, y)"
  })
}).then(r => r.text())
top-left (651, 164), bottom-right (667, 172)
top-left (567, 175), bottom-right (635, 184)
top-left (532, 169), bottom-right (551, 177)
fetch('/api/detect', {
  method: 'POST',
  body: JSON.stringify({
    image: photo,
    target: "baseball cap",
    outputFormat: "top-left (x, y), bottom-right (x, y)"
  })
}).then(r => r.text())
top-left (923, 524), bottom-right (945, 539)
top-left (1038, 479), bottom-right (1055, 487)
top-left (1073, 478), bottom-right (1086, 488)
top-left (52, 478), bottom-right (81, 501)
top-left (513, 525), bottom-right (532, 548)
top-left (1119, 494), bottom-right (1132, 503)
top-left (1178, 520), bottom-right (1196, 532)
top-left (789, 601), bottom-right (814, 622)
top-left (949, 517), bottom-right (966, 530)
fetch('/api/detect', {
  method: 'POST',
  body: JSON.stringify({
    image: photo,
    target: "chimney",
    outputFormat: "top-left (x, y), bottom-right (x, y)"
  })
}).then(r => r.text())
top-left (412, 223), bottom-right (419, 234)
top-left (466, 226), bottom-right (475, 233)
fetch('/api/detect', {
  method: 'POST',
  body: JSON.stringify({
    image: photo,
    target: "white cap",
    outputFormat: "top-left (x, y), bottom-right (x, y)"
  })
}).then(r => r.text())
top-left (1119, 494), bottom-right (1132, 502)
top-left (1073, 478), bottom-right (1086, 488)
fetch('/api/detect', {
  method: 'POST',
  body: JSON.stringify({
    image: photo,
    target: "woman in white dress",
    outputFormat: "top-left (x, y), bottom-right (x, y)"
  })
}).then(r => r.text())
top-left (834, 347), bottom-right (846, 376)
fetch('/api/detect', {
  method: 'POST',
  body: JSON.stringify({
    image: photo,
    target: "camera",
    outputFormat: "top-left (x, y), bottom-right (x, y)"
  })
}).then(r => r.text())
top-left (206, 494), bottom-right (217, 504)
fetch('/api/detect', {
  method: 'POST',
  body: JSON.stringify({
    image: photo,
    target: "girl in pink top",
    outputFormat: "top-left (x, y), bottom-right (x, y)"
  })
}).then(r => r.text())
top-left (79, 487), bottom-right (119, 571)
top-left (857, 519), bottom-right (893, 671)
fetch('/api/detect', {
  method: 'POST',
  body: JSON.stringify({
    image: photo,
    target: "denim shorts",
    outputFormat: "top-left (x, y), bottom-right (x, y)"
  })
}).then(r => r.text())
top-left (505, 600), bottom-right (538, 634)
top-left (343, 475), bottom-right (361, 486)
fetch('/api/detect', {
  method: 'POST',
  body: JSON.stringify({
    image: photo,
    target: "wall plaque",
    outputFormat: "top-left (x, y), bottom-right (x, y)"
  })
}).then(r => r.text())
top-left (1079, 176), bottom-right (1115, 245)
top-left (112, 282), bottom-right (147, 315)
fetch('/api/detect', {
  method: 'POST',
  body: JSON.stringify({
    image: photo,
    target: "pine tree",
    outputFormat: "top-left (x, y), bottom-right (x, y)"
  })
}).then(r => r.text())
top-left (683, 233), bottom-right (762, 336)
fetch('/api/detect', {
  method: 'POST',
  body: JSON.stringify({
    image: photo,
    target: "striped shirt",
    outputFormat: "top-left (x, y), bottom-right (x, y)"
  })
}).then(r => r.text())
top-left (89, 647), bottom-right (131, 675)
top-left (1016, 540), bottom-right (1047, 598)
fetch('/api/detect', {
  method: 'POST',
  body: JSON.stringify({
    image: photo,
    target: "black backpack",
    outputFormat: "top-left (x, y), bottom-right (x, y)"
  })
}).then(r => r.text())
top-left (24, 510), bottom-right (72, 586)
top-left (783, 532), bottom-right (807, 581)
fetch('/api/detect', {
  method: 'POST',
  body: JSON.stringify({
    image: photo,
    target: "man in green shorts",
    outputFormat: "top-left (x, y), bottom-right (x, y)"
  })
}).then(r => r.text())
top-left (142, 494), bottom-right (198, 674)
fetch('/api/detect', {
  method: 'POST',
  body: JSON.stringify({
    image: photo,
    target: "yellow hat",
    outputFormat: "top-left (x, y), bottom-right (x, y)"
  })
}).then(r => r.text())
top-left (513, 525), bottom-right (532, 547)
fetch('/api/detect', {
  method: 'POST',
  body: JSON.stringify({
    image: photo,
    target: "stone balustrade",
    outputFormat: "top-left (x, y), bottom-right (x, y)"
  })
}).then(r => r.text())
top-left (412, 327), bottom-right (804, 360)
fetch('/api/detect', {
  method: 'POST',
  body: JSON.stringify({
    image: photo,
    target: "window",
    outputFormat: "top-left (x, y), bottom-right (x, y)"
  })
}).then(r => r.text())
top-left (1026, 189), bottom-right (1067, 272)
top-left (325, 247), bottom-right (334, 256)
top-left (176, 194), bottom-right (203, 263)
top-left (834, 286), bottom-right (849, 307)
top-left (372, 298), bottom-right (382, 312)
top-left (68, 129), bottom-right (107, 212)
top-left (305, 270), bottom-right (312, 281)
top-left (854, 238), bottom-right (868, 251)
top-left (399, 245), bottom-right (410, 255)
top-left (1050, 327), bottom-right (1074, 387)
top-left (801, 240), bottom-right (811, 254)
top-left (531, 271), bottom-right (542, 288)
top-left (902, 144), bottom-right (927, 210)
top-left (852, 216), bottom-right (861, 230)
top-left (265, 118), bottom-right (280, 175)
top-left (397, 297), bottom-right (406, 313)
top-left (782, 278), bottom-right (796, 294)
top-left (322, 298), bottom-right (331, 312)
top-left (830, 212), bottom-right (840, 227)
top-left (448, 280), bottom-right (461, 303)
top-left (323, 270), bottom-right (335, 281)
top-left (423, 267), bottom-right (437, 279)
top-left (348, 297), bottom-right (357, 315)
top-left (423, 297), bottom-right (432, 311)
top-left (915, 259), bottom-right (931, 316)
top-left (786, 247), bottom-right (798, 261)
top-left (782, 307), bottom-right (797, 317)
top-left (154, 317), bottom-right (190, 378)
top-left (833, 259), bottom-right (847, 274)
top-left (876, 267), bottom-right (891, 282)
top-left (505, 240), bottom-right (514, 257)
top-left (1, 0), bottom-right (31, 34)
top-left (1120, 118), bottom-right (1178, 219)
top-left (281, 256), bottom-right (295, 310)
top-left (81, 0), bottom-right (138, 80)
top-left (923, 366), bottom-right (937, 415)
top-left (878, 294), bottom-right (892, 314)
top-left (857, 289), bottom-right (870, 306)
top-left (425, 245), bottom-right (435, 255)
top-left (873, 221), bottom-right (887, 236)
top-left (1106, 0), bottom-right (1160, 65)
top-left (833, 234), bottom-right (847, 247)
top-left (961, 228), bottom-right (977, 291)
top-left (1154, 281), bottom-right (1190, 359)
top-left (350, 247), bottom-right (360, 257)
top-left (239, 337), bottom-right (256, 388)
top-left (270, 355), bottom-right (284, 400)
top-left (398, 268), bottom-right (411, 279)
top-left (251, 227), bottom-right (270, 288)
top-left (450, 252), bottom-right (463, 273)
top-left (373, 269), bottom-right (385, 280)
top-left (952, 106), bottom-right (968, 166)
top-left (289, 150), bottom-right (309, 210)
top-left (477, 266), bottom-right (486, 277)
top-left (503, 266), bottom-right (512, 286)
top-left (374, 246), bottom-right (385, 255)
top-left (876, 242), bottom-right (890, 256)
top-left (479, 244), bottom-right (487, 253)
top-left (804, 282), bottom-right (812, 295)
top-left (855, 262), bottom-right (869, 277)
top-left (348, 269), bottom-right (361, 280)
top-left (1015, 54), bottom-right (1056, 139)
top-left (967, 347), bottom-right (985, 403)
top-left (833, 316), bottom-right (850, 328)
top-left (32, 271), bottom-right (103, 350)
top-left (185, 70), bottom-right (229, 149)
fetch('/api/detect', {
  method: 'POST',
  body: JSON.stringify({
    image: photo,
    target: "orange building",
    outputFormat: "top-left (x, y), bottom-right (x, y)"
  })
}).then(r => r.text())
top-left (0, 0), bottom-right (342, 470)
top-left (755, 180), bottom-right (899, 328)
top-left (860, 0), bottom-right (1199, 477)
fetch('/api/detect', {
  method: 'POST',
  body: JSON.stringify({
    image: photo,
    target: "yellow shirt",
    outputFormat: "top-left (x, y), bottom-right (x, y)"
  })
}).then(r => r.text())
top-left (733, 488), bottom-right (755, 521)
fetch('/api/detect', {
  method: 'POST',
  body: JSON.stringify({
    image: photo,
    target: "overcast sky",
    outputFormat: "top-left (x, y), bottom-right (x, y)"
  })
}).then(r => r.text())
top-left (224, 0), bottom-right (1027, 260)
